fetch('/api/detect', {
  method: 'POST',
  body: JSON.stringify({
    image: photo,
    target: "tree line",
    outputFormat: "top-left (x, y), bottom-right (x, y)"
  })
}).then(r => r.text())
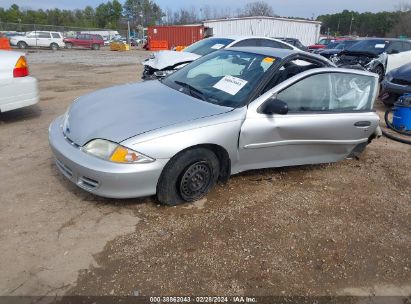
top-left (0, 0), bottom-right (410, 38)
top-left (317, 6), bottom-right (411, 38)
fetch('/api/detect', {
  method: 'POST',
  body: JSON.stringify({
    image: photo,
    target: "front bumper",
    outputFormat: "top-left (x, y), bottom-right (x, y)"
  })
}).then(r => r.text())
top-left (381, 79), bottom-right (411, 96)
top-left (48, 116), bottom-right (169, 199)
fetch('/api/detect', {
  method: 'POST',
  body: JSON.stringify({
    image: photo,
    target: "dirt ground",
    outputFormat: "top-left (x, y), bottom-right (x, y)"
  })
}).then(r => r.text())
top-left (0, 48), bottom-right (410, 300)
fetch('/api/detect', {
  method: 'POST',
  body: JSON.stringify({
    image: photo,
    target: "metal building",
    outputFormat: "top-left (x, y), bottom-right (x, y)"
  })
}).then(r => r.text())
top-left (203, 16), bottom-right (322, 46)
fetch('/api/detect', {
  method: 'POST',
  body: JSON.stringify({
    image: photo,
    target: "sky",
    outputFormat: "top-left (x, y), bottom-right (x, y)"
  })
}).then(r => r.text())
top-left (1, 0), bottom-right (411, 18)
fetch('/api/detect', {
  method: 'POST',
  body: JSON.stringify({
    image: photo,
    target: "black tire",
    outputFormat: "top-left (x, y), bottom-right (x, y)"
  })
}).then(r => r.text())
top-left (92, 43), bottom-right (100, 50)
top-left (50, 43), bottom-right (59, 51)
top-left (17, 41), bottom-right (27, 49)
top-left (65, 42), bottom-right (73, 49)
top-left (157, 148), bottom-right (220, 206)
top-left (372, 65), bottom-right (384, 82)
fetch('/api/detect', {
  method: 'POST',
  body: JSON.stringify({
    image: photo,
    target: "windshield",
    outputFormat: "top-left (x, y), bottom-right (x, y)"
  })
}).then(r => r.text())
top-left (325, 42), bottom-right (339, 49)
top-left (335, 40), bottom-right (358, 50)
top-left (163, 50), bottom-right (277, 108)
top-left (183, 38), bottom-right (234, 56)
top-left (346, 39), bottom-right (389, 54)
top-left (319, 38), bottom-right (334, 45)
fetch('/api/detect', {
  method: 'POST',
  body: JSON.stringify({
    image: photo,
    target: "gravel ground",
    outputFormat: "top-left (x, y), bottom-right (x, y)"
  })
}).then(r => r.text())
top-left (0, 49), bottom-right (410, 300)
top-left (24, 47), bottom-right (147, 66)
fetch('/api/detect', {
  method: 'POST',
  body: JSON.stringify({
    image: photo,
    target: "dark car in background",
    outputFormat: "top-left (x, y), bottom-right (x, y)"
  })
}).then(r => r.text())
top-left (314, 40), bottom-right (359, 59)
top-left (64, 34), bottom-right (104, 50)
top-left (380, 63), bottom-right (411, 106)
top-left (275, 38), bottom-right (308, 51)
top-left (308, 37), bottom-right (337, 51)
top-left (333, 38), bottom-right (411, 81)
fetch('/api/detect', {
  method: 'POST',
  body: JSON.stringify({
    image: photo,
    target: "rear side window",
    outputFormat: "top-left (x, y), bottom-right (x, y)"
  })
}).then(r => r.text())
top-left (52, 33), bottom-right (61, 38)
top-left (260, 39), bottom-right (293, 50)
top-left (38, 32), bottom-right (51, 38)
top-left (232, 39), bottom-right (260, 47)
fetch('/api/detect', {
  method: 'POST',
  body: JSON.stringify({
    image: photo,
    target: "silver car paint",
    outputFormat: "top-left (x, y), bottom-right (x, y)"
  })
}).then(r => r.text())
top-left (65, 80), bottom-right (233, 146)
top-left (49, 116), bottom-right (169, 198)
top-left (122, 68), bottom-right (379, 175)
top-left (49, 60), bottom-right (380, 199)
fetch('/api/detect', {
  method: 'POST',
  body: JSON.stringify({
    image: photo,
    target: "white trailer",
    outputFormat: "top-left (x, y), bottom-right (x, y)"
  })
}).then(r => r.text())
top-left (203, 16), bottom-right (321, 46)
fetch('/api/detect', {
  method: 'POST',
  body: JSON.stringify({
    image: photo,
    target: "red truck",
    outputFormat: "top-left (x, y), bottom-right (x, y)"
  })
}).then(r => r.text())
top-left (64, 34), bottom-right (104, 50)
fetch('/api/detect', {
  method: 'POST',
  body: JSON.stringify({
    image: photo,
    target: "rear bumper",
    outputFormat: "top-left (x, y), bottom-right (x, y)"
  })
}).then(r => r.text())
top-left (48, 116), bottom-right (169, 199)
top-left (0, 76), bottom-right (39, 112)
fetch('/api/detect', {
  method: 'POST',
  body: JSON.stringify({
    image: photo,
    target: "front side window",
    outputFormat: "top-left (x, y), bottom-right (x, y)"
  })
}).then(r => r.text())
top-left (163, 50), bottom-right (277, 108)
top-left (52, 33), bottom-right (61, 38)
top-left (276, 73), bottom-right (376, 112)
top-left (27, 32), bottom-right (39, 38)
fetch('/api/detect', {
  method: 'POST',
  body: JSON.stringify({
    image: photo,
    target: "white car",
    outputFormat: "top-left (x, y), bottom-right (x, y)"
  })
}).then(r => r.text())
top-left (9, 31), bottom-right (65, 51)
top-left (142, 36), bottom-right (300, 79)
top-left (0, 50), bottom-right (39, 112)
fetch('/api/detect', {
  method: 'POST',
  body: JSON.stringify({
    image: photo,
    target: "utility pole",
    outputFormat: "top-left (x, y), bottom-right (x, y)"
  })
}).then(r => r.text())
top-left (349, 14), bottom-right (354, 36)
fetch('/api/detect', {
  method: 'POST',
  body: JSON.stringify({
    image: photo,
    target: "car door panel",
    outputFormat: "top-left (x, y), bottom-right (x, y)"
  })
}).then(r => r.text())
top-left (238, 68), bottom-right (379, 172)
top-left (386, 50), bottom-right (411, 72)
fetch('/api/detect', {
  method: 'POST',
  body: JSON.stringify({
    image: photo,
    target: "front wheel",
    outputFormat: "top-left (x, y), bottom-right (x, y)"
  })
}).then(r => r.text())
top-left (17, 41), bottom-right (27, 49)
top-left (50, 43), bottom-right (59, 51)
top-left (65, 42), bottom-right (73, 49)
top-left (91, 43), bottom-right (100, 50)
top-left (157, 148), bottom-right (220, 205)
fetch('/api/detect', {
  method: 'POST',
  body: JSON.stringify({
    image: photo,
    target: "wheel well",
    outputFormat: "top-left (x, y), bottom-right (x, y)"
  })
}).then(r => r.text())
top-left (171, 144), bottom-right (231, 183)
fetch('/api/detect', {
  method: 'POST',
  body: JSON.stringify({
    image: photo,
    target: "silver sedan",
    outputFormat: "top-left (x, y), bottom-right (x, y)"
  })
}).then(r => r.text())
top-left (49, 47), bottom-right (380, 205)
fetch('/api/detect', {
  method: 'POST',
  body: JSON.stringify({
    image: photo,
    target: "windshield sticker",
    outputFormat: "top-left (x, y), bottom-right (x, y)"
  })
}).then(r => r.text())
top-left (263, 57), bottom-right (275, 63)
top-left (213, 76), bottom-right (248, 95)
top-left (375, 44), bottom-right (386, 48)
top-left (211, 43), bottom-right (225, 50)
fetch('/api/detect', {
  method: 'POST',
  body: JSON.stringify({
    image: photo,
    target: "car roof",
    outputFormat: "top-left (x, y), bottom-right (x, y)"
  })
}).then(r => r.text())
top-left (209, 35), bottom-right (290, 42)
top-left (225, 46), bottom-right (301, 59)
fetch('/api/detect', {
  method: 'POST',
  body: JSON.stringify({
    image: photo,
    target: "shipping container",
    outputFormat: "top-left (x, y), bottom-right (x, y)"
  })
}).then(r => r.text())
top-left (147, 25), bottom-right (205, 50)
top-left (203, 17), bottom-right (321, 46)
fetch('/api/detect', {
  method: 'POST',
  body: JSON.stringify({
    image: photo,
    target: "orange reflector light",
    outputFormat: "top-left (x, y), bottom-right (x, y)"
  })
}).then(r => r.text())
top-left (13, 56), bottom-right (29, 77)
top-left (110, 146), bottom-right (139, 163)
top-left (263, 57), bottom-right (275, 63)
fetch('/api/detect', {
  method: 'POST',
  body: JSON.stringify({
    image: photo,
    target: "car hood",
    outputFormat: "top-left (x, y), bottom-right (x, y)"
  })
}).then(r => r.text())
top-left (9, 35), bottom-right (26, 40)
top-left (64, 80), bottom-right (232, 146)
top-left (391, 63), bottom-right (411, 81)
top-left (143, 50), bottom-right (201, 70)
top-left (340, 50), bottom-right (379, 58)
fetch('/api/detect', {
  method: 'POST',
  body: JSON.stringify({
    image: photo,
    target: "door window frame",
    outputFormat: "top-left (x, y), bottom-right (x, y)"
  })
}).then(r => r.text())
top-left (247, 68), bottom-right (379, 117)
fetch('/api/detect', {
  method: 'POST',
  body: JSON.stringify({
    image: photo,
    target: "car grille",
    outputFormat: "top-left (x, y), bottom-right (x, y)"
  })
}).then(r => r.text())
top-left (56, 159), bottom-right (73, 178)
top-left (392, 78), bottom-right (411, 86)
top-left (56, 159), bottom-right (100, 191)
top-left (78, 176), bottom-right (99, 190)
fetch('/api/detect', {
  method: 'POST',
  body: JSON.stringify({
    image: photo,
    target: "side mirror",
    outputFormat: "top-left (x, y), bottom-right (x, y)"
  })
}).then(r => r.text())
top-left (260, 98), bottom-right (289, 115)
top-left (388, 49), bottom-right (400, 54)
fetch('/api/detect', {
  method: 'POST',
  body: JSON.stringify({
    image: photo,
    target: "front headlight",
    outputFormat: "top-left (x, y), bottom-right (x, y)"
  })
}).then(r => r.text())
top-left (83, 139), bottom-right (154, 164)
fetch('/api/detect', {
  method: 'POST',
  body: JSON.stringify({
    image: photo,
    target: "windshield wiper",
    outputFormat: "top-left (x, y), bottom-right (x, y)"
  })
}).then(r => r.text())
top-left (174, 81), bottom-right (209, 102)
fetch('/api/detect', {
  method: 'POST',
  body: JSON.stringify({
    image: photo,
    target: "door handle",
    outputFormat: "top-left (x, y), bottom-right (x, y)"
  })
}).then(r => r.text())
top-left (354, 121), bottom-right (371, 127)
